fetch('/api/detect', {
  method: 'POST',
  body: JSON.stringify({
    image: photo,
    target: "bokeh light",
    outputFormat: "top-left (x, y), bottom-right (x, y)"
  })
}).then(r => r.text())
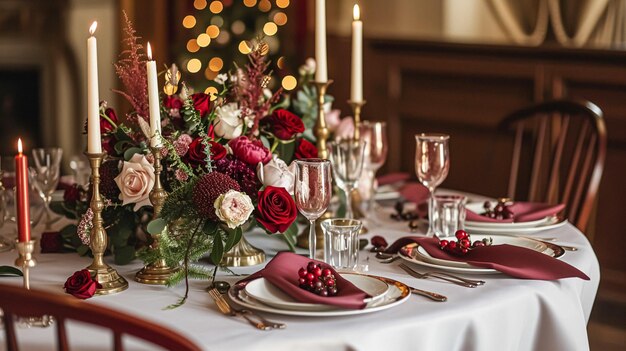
top-left (276, 0), bottom-right (289, 9)
top-left (204, 67), bottom-right (219, 80)
top-left (182, 15), bottom-right (197, 29)
top-left (281, 75), bottom-right (297, 91)
top-left (243, 0), bottom-right (257, 7)
top-left (238, 40), bottom-right (251, 54)
top-left (194, 0), bottom-right (207, 10)
top-left (204, 86), bottom-right (219, 100)
top-left (209, 1), bottom-right (223, 13)
top-left (263, 22), bottom-right (278, 36)
top-left (186, 39), bottom-right (200, 53)
top-left (211, 16), bottom-right (224, 26)
top-left (231, 20), bottom-right (246, 35)
top-left (216, 31), bottom-right (231, 44)
top-left (258, 0), bottom-right (271, 12)
top-left (209, 57), bottom-right (224, 71)
top-left (274, 12), bottom-right (288, 26)
top-left (277, 56), bottom-right (286, 69)
top-left (187, 58), bottom-right (202, 73)
top-left (197, 33), bottom-right (211, 47)
top-left (206, 25), bottom-right (220, 38)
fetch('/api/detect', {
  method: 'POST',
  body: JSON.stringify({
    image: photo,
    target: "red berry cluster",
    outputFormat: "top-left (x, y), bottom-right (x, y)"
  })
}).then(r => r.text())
top-left (439, 230), bottom-right (492, 256)
top-left (298, 262), bottom-right (338, 297)
top-left (483, 200), bottom-right (514, 220)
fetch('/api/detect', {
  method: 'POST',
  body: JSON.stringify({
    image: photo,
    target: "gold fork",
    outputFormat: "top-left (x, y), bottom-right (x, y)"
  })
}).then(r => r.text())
top-left (208, 288), bottom-right (271, 331)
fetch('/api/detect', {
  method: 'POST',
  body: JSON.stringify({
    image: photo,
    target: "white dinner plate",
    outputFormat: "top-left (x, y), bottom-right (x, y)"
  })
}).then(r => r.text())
top-left (244, 274), bottom-right (390, 312)
top-left (465, 202), bottom-right (551, 229)
top-left (465, 217), bottom-right (567, 234)
top-left (415, 234), bottom-right (551, 269)
top-left (229, 274), bottom-right (411, 317)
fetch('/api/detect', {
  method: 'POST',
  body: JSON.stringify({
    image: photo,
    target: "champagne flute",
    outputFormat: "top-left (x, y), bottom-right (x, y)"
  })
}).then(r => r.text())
top-left (30, 147), bottom-right (63, 227)
top-left (415, 134), bottom-right (450, 237)
top-left (294, 159), bottom-right (332, 259)
top-left (359, 121), bottom-right (388, 212)
top-left (328, 140), bottom-right (366, 219)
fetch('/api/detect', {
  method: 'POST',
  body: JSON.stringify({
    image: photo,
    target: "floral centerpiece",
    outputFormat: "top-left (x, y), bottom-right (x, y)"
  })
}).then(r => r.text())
top-left (53, 16), bottom-right (350, 305)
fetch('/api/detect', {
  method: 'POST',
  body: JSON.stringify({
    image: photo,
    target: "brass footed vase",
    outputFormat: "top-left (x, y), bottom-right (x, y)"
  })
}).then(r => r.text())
top-left (220, 236), bottom-right (265, 267)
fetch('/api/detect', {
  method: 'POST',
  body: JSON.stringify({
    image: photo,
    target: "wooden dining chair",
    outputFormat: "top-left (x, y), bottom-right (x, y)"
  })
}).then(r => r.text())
top-left (0, 284), bottom-right (202, 351)
top-left (499, 99), bottom-right (606, 232)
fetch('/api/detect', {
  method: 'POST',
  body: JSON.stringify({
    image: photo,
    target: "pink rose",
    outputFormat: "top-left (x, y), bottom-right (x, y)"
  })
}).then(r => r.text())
top-left (325, 109), bottom-right (341, 132)
top-left (228, 136), bottom-right (272, 166)
top-left (114, 154), bottom-right (155, 211)
top-left (334, 116), bottom-right (355, 141)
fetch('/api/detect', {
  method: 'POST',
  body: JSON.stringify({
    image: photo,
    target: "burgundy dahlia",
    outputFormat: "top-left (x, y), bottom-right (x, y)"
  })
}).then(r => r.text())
top-left (192, 172), bottom-right (241, 220)
top-left (215, 155), bottom-right (261, 200)
top-left (100, 160), bottom-right (121, 202)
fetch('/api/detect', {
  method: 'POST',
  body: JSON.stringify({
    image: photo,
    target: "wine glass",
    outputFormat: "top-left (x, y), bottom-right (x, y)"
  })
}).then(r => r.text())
top-left (415, 134), bottom-right (450, 237)
top-left (30, 147), bottom-right (63, 227)
top-left (359, 121), bottom-right (388, 212)
top-left (327, 140), bottom-right (366, 219)
top-left (294, 159), bottom-right (332, 259)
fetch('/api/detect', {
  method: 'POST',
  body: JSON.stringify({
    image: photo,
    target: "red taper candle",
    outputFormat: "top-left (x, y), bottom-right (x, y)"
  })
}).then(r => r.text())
top-left (15, 138), bottom-right (31, 242)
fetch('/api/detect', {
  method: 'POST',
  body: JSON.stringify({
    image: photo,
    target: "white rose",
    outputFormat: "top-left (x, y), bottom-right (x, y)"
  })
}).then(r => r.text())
top-left (214, 103), bottom-right (244, 139)
top-left (214, 73), bottom-right (228, 85)
top-left (298, 57), bottom-right (316, 76)
top-left (257, 156), bottom-right (296, 194)
top-left (114, 154), bottom-right (155, 211)
top-left (214, 190), bottom-right (254, 229)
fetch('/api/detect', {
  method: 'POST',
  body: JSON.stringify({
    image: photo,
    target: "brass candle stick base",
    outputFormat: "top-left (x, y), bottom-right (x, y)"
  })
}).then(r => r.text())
top-left (313, 80), bottom-right (333, 160)
top-left (136, 146), bottom-right (178, 285)
top-left (296, 211), bottom-right (332, 250)
top-left (220, 236), bottom-right (265, 267)
top-left (348, 100), bottom-right (366, 141)
top-left (85, 152), bottom-right (128, 295)
top-left (15, 240), bottom-right (54, 328)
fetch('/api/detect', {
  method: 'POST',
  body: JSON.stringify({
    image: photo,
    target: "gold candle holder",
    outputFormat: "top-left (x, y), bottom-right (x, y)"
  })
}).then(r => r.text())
top-left (85, 152), bottom-right (128, 295)
top-left (135, 147), bottom-right (178, 284)
top-left (15, 240), bottom-right (53, 327)
top-left (348, 100), bottom-right (366, 140)
top-left (313, 80), bottom-right (333, 159)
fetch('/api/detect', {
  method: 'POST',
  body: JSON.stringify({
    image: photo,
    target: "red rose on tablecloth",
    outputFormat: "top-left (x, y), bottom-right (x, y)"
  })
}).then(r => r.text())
top-left (295, 139), bottom-right (318, 159)
top-left (63, 269), bottom-right (102, 299)
top-left (256, 186), bottom-right (298, 233)
top-left (187, 138), bottom-right (226, 167)
top-left (265, 109), bottom-right (305, 140)
top-left (100, 107), bottom-right (118, 133)
top-left (40, 231), bottom-right (63, 253)
top-left (191, 93), bottom-right (211, 118)
top-left (228, 136), bottom-right (272, 166)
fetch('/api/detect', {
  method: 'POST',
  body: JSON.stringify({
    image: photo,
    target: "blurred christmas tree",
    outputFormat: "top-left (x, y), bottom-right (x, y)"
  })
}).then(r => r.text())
top-left (176, 0), bottom-right (294, 94)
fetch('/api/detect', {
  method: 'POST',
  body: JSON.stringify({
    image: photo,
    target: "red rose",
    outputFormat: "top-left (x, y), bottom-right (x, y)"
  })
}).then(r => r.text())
top-left (186, 138), bottom-right (226, 167)
top-left (191, 93), bottom-right (211, 118)
top-left (102, 137), bottom-right (116, 155)
top-left (295, 139), bottom-right (318, 159)
top-left (228, 136), bottom-right (272, 166)
top-left (41, 231), bottom-right (63, 253)
top-left (256, 186), bottom-right (298, 233)
top-left (163, 95), bottom-right (183, 110)
top-left (63, 184), bottom-right (81, 203)
top-left (265, 109), bottom-right (305, 140)
top-left (63, 269), bottom-right (102, 299)
top-left (100, 107), bottom-right (118, 133)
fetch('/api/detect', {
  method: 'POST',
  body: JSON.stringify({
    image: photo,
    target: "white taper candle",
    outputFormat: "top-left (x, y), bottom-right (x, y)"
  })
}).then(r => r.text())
top-left (146, 42), bottom-right (162, 147)
top-left (87, 21), bottom-right (102, 153)
top-left (351, 4), bottom-right (363, 102)
top-left (315, 0), bottom-right (328, 82)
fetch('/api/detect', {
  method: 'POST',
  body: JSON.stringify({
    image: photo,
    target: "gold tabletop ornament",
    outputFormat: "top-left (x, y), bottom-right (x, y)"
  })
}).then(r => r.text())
top-left (136, 146), bottom-right (179, 284)
top-left (85, 152), bottom-right (128, 295)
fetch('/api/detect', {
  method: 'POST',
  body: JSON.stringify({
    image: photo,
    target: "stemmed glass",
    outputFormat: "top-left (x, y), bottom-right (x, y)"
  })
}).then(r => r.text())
top-left (30, 148), bottom-right (63, 227)
top-left (360, 121), bottom-right (388, 213)
top-left (415, 134), bottom-right (450, 237)
top-left (327, 140), bottom-right (366, 219)
top-left (294, 159), bottom-right (332, 259)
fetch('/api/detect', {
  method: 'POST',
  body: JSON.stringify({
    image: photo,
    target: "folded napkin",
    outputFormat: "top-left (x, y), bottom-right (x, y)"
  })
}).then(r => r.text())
top-left (399, 182), bottom-right (430, 205)
top-left (377, 172), bottom-right (411, 186)
top-left (466, 202), bottom-right (565, 223)
top-left (385, 237), bottom-right (589, 280)
top-left (238, 252), bottom-right (370, 309)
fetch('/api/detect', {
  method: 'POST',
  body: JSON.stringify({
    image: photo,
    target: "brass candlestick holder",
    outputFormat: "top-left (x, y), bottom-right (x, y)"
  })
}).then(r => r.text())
top-left (135, 147), bottom-right (178, 284)
top-left (85, 152), bottom-right (128, 295)
top-left (313, 80), bottom-right (333, 159)
top-left (348, 100), bottom-right (366, 141)
top-left (15, 240), bottom-right (53, 327)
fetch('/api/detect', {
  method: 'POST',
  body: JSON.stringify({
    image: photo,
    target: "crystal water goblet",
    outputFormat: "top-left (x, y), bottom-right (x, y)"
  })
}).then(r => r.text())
top-left (327, 140), bottom-right (366, 219)
top-left (30, 147), bottom-right (63, 227)
top-left (294, 159), bottom-right (332, 259)
top-left (359, 121), bottom-right (388, 212)
top-left (415, 134), bottom-right (450, 237)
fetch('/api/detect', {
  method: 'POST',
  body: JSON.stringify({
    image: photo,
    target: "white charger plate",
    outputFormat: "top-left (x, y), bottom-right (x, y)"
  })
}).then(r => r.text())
top-left (229, 274), bottom-right (411, 317)
top-left (465, 217), bottom-right (567, 234)
top-left (244, 274), bottom-right (389, 312)
top-left (465, 202), bottom-right (551, 229)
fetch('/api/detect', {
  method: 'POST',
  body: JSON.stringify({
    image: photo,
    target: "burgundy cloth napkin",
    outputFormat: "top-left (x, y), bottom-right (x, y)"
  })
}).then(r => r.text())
top-left (385, 237), bottom-right (589, 280)
top-left (237, 252), bottom-right (370, 309)
top-left (466, 202), bottom-right (565, 223)
top-left (399, 182), bottom-right (430, 204)
top-left (377, 172), bottom-right (411, 186)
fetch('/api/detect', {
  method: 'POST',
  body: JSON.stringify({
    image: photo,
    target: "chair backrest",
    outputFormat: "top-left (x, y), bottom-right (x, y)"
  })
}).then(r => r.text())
top-left (0, 284), bottom-right (202, 351)
top-left (499, 99), bottom-right (606, 232)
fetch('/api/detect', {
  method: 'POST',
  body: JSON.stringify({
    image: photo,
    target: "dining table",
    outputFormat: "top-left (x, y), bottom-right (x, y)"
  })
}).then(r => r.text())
top-left (0, 191), bottom-right (599, 351)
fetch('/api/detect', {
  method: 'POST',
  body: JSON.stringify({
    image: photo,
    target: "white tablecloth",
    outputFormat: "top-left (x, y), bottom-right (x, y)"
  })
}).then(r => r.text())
top-left (0, 206), bottom-right (599, 351)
